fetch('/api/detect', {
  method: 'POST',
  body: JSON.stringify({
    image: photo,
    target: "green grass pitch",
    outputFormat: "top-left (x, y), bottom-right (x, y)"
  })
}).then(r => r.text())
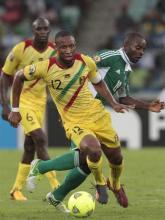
top-left (1, 147), bottom-right (165, 220)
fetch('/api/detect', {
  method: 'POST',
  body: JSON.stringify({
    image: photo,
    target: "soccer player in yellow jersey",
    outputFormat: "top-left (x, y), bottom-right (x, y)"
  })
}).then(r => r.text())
top-left (0, 17), bottom-right (59, 201)
top-left (9, 31), bottom-right (132, 207)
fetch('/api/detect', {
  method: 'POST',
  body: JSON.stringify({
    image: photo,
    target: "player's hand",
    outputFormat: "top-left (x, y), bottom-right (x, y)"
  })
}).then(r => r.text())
top-left (1, 105), bottom-right (10, 121)
top-left (8, 112), bottom-right (22, 128)
top-left (149, 100), bottom-right (165, 112)
top-left (112, 102), bottom-right (135, 113)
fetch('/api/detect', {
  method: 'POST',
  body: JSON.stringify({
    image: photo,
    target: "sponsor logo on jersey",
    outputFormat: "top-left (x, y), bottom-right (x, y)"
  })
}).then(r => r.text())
top-left (29, 64), bottom-right (36, 76)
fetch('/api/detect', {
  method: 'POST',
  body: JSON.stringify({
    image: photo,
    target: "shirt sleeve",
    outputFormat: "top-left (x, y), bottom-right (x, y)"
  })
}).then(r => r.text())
top-left (93, 50), bottom-right (113, 68)
top-left (82, 54), bottom-right (102, 84)
top-left (23, 60), bottom-right (48, 81)
top-left (2, 42), bottom-right (24, 76)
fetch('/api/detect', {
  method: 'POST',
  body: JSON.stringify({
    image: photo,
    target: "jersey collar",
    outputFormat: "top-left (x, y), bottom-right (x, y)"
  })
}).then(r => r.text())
top-left (119, 48), bottom-right (132, 72)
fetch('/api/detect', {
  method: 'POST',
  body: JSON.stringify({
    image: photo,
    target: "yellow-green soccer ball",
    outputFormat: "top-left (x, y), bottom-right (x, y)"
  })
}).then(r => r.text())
top-left (68, 191), bottom-right (95, 218)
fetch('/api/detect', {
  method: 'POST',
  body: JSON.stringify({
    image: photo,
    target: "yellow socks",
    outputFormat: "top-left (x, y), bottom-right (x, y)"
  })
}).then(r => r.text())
top-left (45, 171), bottom-right (60, 189)
top-left (109, 161), bottom-right (124, 191)
top-left (87, 156), bottom-right (105, 185)
top-left (10, 163), bottom-right (30, 192)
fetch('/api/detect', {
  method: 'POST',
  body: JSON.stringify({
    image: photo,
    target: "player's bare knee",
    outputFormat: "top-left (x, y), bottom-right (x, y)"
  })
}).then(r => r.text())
top-left (110, 153), bottom-right (123, 165)
top-left (88, 146), bottom-right (102, 162)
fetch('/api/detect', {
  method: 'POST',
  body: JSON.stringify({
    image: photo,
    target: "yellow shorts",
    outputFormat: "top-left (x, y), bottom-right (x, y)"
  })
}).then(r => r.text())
top-left (20, 107), bottom-right (45, 134)
top-left (66, 111), bottom-right (120, 149)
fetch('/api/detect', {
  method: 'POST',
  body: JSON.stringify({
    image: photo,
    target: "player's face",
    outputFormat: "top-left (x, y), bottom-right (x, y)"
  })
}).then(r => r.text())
top-left (33, 20), bottom-right (50, 42)
top-left (125, 38), bottom-right (146, 63)
top-left (56, 36), bottom-right (76, 64)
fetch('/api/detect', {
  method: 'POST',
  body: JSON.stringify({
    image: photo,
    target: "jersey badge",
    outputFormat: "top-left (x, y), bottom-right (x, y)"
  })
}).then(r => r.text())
top-left (65, 74), bottom-right (71, 78)
top-left (9, 52), bottom-right (14, 62)
top-left (93, 55), bottom-right (101, 63)
top-left (29, 64), bottom-right (36, 76)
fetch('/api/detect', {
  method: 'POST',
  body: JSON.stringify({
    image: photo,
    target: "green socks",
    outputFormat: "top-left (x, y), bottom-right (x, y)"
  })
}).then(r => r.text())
top-left (52, 167), bottom-right (88, 201)
top-left (38, 150), bottom-right (79, 174)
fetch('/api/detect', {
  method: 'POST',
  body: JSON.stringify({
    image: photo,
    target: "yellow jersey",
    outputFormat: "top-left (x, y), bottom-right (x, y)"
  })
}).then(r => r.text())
top-left (24, 53), bottom-right (106, 127)
top-left (2, 39), bottom-right (56, 109)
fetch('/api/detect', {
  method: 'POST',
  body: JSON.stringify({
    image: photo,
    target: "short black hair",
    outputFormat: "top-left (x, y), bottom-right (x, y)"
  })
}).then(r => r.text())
top-left (55, 30), bottom-right (74, 42)
top-left (32, 17), bottom-right (49, 28)
top-left (124, 32), bottom-right (145, 44)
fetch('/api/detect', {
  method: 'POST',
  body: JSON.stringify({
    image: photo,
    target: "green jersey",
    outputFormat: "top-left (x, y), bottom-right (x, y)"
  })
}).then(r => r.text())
top-left (93, 48), bottom-right (132, 104)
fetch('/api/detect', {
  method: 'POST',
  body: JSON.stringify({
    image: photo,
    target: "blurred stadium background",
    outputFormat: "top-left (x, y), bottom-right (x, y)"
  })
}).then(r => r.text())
top-left (1, 0), bottom-right (165, 149)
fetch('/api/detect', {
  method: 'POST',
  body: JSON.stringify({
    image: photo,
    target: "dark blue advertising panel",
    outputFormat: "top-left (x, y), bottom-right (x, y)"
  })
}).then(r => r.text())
top-left (0, 107), bottom-right (17, 148)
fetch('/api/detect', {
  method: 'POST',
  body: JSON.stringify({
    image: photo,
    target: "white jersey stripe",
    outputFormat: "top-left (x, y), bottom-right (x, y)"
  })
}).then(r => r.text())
top-left (101, 54), bottom-right (120, 60)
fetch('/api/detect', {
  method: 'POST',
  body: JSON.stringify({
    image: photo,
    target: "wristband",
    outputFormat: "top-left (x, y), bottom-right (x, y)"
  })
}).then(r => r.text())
top-left (12, 107), bottom-right (19, 112)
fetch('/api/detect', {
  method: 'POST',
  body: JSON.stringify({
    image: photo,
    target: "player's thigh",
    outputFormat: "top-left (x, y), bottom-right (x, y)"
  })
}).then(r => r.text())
top-left (69, 125), bottom-right (97, 150)
top-left (20, 108), bottom-right (44, 134)
top-left (95, 112), bottom-right (121, 149)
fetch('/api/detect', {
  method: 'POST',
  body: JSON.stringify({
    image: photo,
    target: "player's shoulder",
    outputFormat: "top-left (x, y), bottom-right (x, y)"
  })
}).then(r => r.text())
top-left (11, 40), bottom-right (27, 51)
top-left (94, 49), bottom-right (122, 63)
top-left (78, 53), bottom-right (95, 66)
top-left (46, 56), bottom-right (61, 71)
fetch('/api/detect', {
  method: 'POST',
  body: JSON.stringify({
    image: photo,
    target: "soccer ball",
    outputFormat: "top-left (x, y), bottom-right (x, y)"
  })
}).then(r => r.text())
top-left (68, 191), bottom-right (95, 218)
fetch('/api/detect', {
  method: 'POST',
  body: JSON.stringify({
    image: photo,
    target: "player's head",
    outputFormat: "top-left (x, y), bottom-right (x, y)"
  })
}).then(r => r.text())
top-left (123, 32), bottom-right (146, 63)
top-left (55, 31), bottom-right (76, 66)
top-left (32, 17), bottom-right (50, 43)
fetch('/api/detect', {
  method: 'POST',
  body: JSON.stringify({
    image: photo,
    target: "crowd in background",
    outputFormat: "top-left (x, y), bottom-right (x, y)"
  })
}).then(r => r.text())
top-left (99, 0), bottom-right (165, 97)
top-left (0, 0), bottom-right (92, 67)
top-left (0, 0), bottom-right (165, 97)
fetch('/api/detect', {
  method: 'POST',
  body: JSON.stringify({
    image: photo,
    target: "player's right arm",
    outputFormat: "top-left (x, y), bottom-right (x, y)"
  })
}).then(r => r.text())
top-left (8, 61), bottom-right (47, 127)
top-left (0, 43), bottom-right (23, 121)
top-left (0, 73), bottom-right (13, 121)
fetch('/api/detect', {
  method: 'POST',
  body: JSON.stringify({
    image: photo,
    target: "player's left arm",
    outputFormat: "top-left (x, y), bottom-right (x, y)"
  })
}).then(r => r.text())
top-left (118, 73), bottom-right (164, 112)
top-left (93, 79), bottom-right (134, 113)
top-left (119, 96), bottom-right (164, 112)
top-left (8, 61), bottom-right (47, 127)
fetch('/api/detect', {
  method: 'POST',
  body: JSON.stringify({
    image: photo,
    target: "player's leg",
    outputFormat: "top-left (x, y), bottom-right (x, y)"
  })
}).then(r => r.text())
top-left (45, 151), bottom-right (91, 213)
top-left (66, 125), bottom-right (108, 204)
top-left (29, 128), bottom-right (59, 189)
top-left (26, 149), bottom-right (81, 192)
top-left (101, 145), bottom-right (128, 208)
top-left (22, 108), bottom-right (59, 190)
top-left (95, 112), bottom-right (128, 207)
top-left (79, 136), bottom-right (108, 204)
top-left (46, 166), bottom-right (90, 213)
top-left (10, 135), bottom-right (35, 201)
top-left (50, 150), bottom-right (91, 201)
top-left (101, 145), bottom-right (123, 191)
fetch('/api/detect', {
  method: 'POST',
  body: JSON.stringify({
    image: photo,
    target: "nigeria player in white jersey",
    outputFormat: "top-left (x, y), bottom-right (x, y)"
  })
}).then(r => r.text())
top-left (94, 32), bottom-right (164, 111)
top-left (92, 32), bottom-right (164, 206)
top-left (24, 32), bottom-right (164, 212)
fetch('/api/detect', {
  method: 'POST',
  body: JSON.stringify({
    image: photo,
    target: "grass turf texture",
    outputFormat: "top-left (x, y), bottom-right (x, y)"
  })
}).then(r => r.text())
top-left (0, 147), bottom-right (165, 220)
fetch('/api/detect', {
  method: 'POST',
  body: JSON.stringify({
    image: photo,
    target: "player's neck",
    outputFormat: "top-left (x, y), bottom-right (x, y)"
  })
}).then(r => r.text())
top-left (32, 40), bottom-right (48, 52)
top-left (56, 57), bottom-right (74, 69)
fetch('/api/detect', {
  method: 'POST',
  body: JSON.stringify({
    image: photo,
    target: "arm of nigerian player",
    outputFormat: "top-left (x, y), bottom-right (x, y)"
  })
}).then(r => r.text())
top-left (93, 80), bottom-right (134, 113)
top-left (119, 96), bottom-right (164, 112)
